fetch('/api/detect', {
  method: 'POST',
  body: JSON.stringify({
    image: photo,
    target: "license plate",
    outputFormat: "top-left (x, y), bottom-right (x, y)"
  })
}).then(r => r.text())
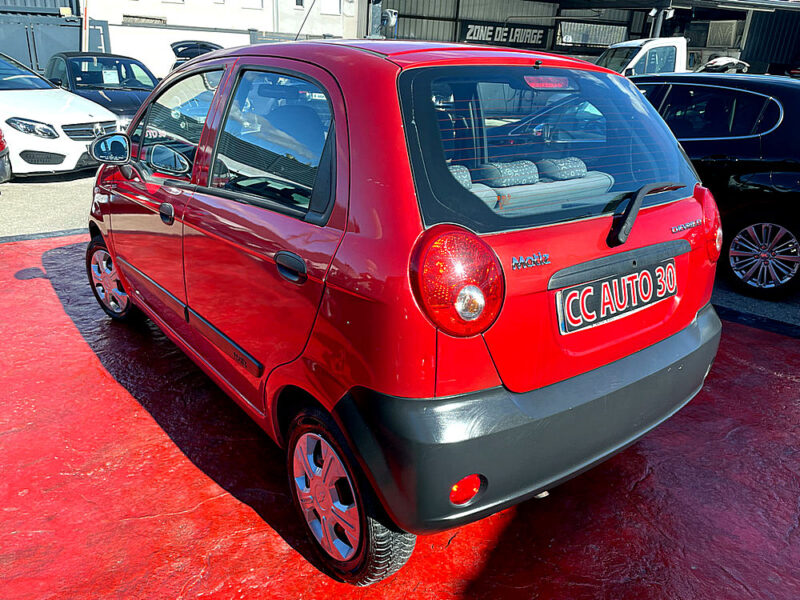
top-left (556, 259), bottom-right (677, 334)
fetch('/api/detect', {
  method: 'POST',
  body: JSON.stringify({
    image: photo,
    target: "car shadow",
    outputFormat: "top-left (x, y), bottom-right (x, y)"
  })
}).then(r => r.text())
top-left (8, 169), bottom-right (97, 184)
top-left (19, 241), bottom-right (320, 568)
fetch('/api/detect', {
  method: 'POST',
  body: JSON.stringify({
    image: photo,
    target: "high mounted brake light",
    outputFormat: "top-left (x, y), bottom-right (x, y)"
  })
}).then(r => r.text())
top-left (411, 225), bottom-right (505, 337)
top-left (524, 75), bottom-right (572, 89)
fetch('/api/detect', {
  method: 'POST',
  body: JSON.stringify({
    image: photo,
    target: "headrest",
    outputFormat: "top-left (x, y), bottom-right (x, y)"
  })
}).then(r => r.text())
top-left (448, 164), bottom-right (473, 189)
top-left (472, 160), bottom-right (539, 188)
top-left (536, 157), bottom-right (587, 181)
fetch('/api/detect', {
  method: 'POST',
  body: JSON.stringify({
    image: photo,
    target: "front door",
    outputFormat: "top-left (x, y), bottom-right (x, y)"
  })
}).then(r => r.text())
top-left (182, 60), bottom-right (348, 412)
top-left (108, 67), bottom-right (227, 333)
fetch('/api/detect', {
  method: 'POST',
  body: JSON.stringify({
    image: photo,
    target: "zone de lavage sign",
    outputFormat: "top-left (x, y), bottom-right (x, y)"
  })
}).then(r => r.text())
top-left (459, 20), bottom-right (551, 49)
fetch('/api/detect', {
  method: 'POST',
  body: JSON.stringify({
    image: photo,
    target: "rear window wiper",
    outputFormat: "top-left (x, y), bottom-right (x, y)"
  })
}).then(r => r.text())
top-left (606, 182), bottom-right (685, 248)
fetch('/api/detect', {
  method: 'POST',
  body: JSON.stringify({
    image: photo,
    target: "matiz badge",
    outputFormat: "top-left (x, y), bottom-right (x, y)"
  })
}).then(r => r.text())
top-left (512, 252), bottom-right (550, 270)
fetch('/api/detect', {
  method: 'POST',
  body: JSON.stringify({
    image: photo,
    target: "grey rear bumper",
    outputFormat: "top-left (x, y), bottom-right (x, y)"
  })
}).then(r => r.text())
top-left (334, 304), bottom-right (722, 534)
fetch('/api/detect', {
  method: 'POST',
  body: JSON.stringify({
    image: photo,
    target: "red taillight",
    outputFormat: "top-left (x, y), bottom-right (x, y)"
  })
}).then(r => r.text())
top-left (450, 474), bottom-right (483, 505)
top-left (411, 225), bottom-right (505, 337)
top-left (0, 127), bottom-right (6, 152)
top-left (695, 185), bottom-right (722, 262)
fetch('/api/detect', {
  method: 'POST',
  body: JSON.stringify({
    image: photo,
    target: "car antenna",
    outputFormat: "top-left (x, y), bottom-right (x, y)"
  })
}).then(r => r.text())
top-left (295, 0), bottom-right (319, 41)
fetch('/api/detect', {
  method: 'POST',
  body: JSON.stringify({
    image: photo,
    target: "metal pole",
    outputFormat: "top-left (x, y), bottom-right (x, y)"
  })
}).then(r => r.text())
top-left (81, 0), bottom-right (89, 52)
top-left (653, 8), bottom-right (664, 38)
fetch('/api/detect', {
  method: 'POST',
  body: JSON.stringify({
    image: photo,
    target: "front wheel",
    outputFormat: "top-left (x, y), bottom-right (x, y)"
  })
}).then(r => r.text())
top-left (86, 237), bottom-right (139, 321)
top-left (723, 217), bottom-right (800, 300)
top-left (286, 408), bottom-right (416, 585)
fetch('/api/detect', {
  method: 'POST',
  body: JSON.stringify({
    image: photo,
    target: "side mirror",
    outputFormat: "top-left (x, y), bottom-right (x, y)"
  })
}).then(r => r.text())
top-left (49, 77), bottom-right (64, 88)
top-left (149, 143), bottom-right (191, 175)
top-left (89, 133), bottom-right (131, 165)
top-left (623, 68), bottom-right (635, 77)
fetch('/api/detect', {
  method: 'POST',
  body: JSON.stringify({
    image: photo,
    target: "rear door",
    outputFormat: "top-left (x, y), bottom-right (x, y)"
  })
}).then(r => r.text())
top-left (400, 65), bottom-right (711, 394)
top-left (182, 58), bottom-right (348, 412)
top-left (657, 83), bottom-right (764, 193)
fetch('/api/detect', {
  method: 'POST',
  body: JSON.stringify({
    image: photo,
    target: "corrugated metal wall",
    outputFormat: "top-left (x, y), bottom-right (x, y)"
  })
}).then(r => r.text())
top-left (383, 0), bottom-right (557, 42)
top-left (459, 0), bottom-right (556, 24)
top-left (387, 0), bottom-right (457, 19)
top-left (741, 10), bottom-right (800, 64)
top-left (0, 0), bottom-right (78, 15)
top-left (396, 17), bottom-right (456, 41)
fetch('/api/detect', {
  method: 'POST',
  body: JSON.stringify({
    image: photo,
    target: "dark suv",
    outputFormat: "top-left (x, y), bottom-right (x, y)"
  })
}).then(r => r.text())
top-left (634, 73), bottom-right (800, 298)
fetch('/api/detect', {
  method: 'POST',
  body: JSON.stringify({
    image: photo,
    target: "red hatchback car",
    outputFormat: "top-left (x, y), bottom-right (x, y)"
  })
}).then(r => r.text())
top-left (86, 40), bottom-right (722, 584)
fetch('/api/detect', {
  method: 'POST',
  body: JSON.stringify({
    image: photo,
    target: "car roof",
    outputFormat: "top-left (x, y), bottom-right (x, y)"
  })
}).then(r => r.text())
top-left (200, 39), bottom-right (613, 74)
top-left (52, 51), bottom-right (144, 61)
top-left (631, 72), bottom-right (800, 95)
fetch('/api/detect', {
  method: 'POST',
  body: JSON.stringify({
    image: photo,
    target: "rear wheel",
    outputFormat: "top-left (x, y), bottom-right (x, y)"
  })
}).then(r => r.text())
top-left (723, 216), bottom-right (800, 300)
top-left (86, 237), bottom-right (139, 321)
top-left (286, 407), bottom-right (415, 585)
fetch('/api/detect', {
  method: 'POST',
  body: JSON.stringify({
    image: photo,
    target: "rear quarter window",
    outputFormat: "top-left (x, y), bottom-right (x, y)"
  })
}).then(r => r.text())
top-left (399, 66), bottom-right (698, 234)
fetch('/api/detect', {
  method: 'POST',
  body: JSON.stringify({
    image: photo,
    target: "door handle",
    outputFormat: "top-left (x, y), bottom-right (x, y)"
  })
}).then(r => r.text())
top-left (159, 202), bottom-right (175, 225)
top-left (274, 251), bottom-right (307, 284)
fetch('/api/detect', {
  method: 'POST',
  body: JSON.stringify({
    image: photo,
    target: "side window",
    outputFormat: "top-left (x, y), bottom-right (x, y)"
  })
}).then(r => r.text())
top-left (754, 98), bottom-right (781, 135)
top-left (644, 46), bottom-right (676, 74)
top-left (637, 84), bottom-right (656, 99)
top-left (141, 70), bottom-right (222, 178)
top-left (51, 59), bottom-right (68, 85)
top-left (130, 121), bottom-right (144, 159)
top-left (210, 70), bottom-right (333, 214)
top-left (660, 85), bottom-right (766, 139)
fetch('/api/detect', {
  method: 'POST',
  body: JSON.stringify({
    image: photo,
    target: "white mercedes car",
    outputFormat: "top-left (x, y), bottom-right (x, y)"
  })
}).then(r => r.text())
top-left (0, 52), bottom-right (119, 179)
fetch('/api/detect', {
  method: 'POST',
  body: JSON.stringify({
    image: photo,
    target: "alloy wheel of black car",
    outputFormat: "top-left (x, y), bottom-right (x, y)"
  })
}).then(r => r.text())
top-left (286, 407), bottom-right (415, 586)
top-left (724, 218), bottom-right (800, 299)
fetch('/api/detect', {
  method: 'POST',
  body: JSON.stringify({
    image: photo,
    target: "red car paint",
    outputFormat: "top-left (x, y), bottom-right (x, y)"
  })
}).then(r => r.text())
top-left (89, 40), bottom-right (720, 540)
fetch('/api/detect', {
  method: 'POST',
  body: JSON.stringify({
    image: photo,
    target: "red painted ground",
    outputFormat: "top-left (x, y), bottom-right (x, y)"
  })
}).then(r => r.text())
top-left (0, 234), bottom-right (798, 599)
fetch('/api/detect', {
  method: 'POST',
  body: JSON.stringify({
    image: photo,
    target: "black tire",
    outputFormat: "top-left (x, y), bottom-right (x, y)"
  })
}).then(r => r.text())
top-left (721, 213), bottom-right (800, 300)
top-left (286, 407), bottom-right (416, 586)
top-left (86, 236), bottom-right (140, 321)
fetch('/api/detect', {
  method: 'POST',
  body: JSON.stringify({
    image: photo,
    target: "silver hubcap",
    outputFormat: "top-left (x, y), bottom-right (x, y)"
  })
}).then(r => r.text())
top-left (292, 433), bottom-right (361, 561)
top-left (729, 222), bottom-right (800, 289)
top-left (90, 249), bottom-right (129, 313)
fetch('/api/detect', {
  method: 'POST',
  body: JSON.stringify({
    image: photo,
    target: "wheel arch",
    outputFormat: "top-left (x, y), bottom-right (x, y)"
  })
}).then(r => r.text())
top-left (88, 221), bottom-right (102, 240)
top-left (273, 384), bottom-right (331, 449)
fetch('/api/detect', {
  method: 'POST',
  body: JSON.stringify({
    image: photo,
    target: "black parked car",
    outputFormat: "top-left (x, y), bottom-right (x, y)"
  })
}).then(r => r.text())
top-left (634, 73), bottom-right (800, 298)
top-left (44, 52), bottom-right (158, 129)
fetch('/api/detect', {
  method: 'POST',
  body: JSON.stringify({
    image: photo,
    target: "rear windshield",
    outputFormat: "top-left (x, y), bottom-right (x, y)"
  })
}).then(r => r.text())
top-left (399, 66), bottom-right (698, 234)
